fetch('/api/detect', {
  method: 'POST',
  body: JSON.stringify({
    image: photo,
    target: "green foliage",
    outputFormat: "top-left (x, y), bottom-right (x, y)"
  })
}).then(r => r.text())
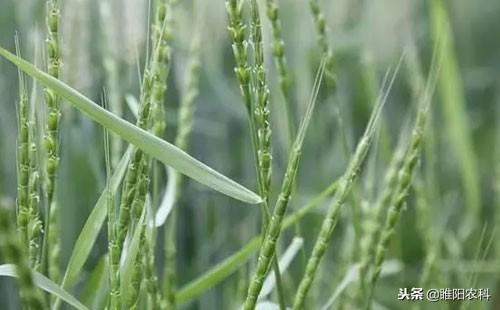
top-left (0, 1), bottom-right (498, 309)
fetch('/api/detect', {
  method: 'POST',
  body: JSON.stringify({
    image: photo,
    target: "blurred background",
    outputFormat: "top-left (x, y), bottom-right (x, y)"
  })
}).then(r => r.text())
top-left (0, 0), bottom-right (499, 309)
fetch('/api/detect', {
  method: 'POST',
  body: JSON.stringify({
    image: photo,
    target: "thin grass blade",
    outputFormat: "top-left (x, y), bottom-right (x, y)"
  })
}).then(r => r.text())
top-left (60, 146), bottom-right (132, 288)
top-left (153, 167), bottom-right (177, 226)
top-left (0, 47), bottom-right (262, 205)
top-left (0, 264), bottom-right (89, 310)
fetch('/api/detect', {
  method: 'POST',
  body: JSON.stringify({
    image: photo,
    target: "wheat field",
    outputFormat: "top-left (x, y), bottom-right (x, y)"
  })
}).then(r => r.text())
top-left (0, 0), bottom-right (499, 309)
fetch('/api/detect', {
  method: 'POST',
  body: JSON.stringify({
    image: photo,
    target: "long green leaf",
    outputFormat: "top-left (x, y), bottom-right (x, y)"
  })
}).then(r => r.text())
top-left (61, 147), bottom-right (132, 289)
top-left (0, 47), bottom-right (261, 205)
top-left (430, 0), bottom-right (480, 221)
top-left (0, 264), bottom-right (89, 310)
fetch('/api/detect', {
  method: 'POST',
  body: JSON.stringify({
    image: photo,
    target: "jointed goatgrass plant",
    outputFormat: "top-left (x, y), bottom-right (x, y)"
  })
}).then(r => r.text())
top-left (44, 0), bottom-right (62, 283)
top-left (150, 0), bottom-right (171, 139)
top-left (366, 47), bottom-right (442, 307)
top-left (15, 40), bottom-right (43, 273)
top-left (228, 1), bottom-right (288, 307)
top-left (226, 0), bottom-right (253, 115)
top-left (244, 58), bottom-right (326, 309)
top-left (406, 41), bottom-right (444, 295)
top-left (0, 1), bottom-right (498, 309)
top-left (251, 0), bottom-right (273, 205)
top-left (356, 133), bottom-right (406, 301)
top-left (292, 58), bottom-right (401, 309)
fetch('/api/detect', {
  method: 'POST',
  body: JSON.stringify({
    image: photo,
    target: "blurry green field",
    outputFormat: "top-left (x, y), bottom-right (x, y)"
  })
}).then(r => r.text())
top-left (0, 0), bottom-right (499, 309)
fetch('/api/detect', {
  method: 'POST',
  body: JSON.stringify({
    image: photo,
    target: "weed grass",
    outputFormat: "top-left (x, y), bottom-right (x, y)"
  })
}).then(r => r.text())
top-left (0, 1), bottom-right (497, 309)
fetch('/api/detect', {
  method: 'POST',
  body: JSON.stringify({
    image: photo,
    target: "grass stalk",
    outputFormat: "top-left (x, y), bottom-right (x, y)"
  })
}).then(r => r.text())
top-left (249, 2), bottom-right (288, 305)
top-left (292, 58), bottom-right (402, 310)
top-left (15, 38), bottom-right (43, 273)
top-left (43, 0), bottom-right (62, 283)
top-left (15, 43), bottom-right (32, 256)
top-left (407, 41), bottom-right (443, 294)
top-left (116, 0), bottom-right (174, 259)
top-left (226, 0), bottom-right (265, 212)
top-left (151, 0), bottom-right (172, 139)
top-left (356, 135), bottom-right (406, 301)
top-left (366, 48), bottom-right (442, 307)
top-left (251, 0), bottom-right (272, 205)
top-left (243, 59), bottom-right (326, 309)
top-left (227, 1), bottom-right (286, 306)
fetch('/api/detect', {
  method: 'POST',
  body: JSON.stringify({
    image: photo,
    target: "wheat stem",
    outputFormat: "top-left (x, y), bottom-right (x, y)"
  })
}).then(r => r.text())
top-left (292, 58), bottom-right (402, 310)
top-left (44, 0), bottom-right (62, 283)
top-left (356, 137), bottom-right (406, 301)
top-left (244, 59), bottom-right (326, 309)
top-left (366, 49), bottom-right (441, 307)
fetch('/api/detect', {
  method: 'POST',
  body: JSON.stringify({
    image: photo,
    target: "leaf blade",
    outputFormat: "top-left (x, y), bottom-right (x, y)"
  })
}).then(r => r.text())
top-left (0, 264), bottom-right (89, 310)
top-left (61, 147), bottom-right (132, 288)
top-left (0, 47), bottom-right (262, 205)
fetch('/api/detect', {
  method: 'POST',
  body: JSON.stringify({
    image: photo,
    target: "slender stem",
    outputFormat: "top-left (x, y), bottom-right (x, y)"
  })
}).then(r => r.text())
top-left (244, 60), bottom-right (326, 309)
top-left (44, 0), bottom-right (62, 284)
top-left (292, 59), bottom-right (400, 309)
top-left (227, 1), bottom-right (287, 307)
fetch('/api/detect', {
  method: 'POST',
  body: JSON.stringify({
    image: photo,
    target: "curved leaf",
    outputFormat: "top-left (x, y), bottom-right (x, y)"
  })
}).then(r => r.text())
top-left (0, 47), bottom-right (262, 205)
top-left (0, 264), bottom-right (89, 310)
top-left (61, 147), bottom-right (132, 288)
top-left (152, 167), bottom-right (177, 227)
